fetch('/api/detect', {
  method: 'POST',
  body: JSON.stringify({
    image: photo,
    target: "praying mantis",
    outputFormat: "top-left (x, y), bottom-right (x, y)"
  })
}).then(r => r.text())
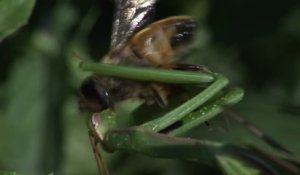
top-left (79, 62), bottom-right (299, 175)
top-left (78, 0), bottom-right (300, 174)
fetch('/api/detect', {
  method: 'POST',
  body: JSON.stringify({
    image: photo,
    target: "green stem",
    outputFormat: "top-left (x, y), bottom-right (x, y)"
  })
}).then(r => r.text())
top-left (80, 62), bottom-right (214, 84)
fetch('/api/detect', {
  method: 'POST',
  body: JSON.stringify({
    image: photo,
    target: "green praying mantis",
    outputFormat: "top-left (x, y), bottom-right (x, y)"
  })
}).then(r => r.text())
top-left (79, 62), bottom-right (300, 175)
top-left (77, 0), bottom-right (299, 174)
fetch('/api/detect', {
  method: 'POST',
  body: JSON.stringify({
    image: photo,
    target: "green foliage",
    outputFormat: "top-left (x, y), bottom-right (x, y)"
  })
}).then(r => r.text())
top-left (0, 0), bottom-right (35, 40)
top-left (0, 171), bottom-right (18, 175)
top-left (0, 0), bottom-right (300, 174)
top-left (217, 155), bottom-right (260, 175)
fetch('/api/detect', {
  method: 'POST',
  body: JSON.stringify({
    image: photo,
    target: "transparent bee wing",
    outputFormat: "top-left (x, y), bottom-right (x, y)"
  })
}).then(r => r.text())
top-left (111, 0), bottom-right (157, 52)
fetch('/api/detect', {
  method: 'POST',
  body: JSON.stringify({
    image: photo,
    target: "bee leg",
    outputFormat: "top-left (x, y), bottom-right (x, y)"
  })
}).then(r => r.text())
top-left (149, 83), bottom-right (169, 108)
top-left (161, 63), bottom-right (212, 73)
top-left (89, 131), bottom-right (110, 175)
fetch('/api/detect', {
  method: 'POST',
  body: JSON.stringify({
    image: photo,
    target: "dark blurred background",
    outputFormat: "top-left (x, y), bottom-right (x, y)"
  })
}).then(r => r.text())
top-left (0, 0), bottom-right (300, 174)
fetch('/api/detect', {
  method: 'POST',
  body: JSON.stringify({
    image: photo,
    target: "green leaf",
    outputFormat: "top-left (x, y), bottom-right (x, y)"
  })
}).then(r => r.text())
top-left (217, 155), bottom-right (261, 175)
top-left (0, 54), bottom-right (47, 174)
top-left (0, 0), bottom-right (36, 41)
top-left (0, 171), bottom-right (17, 175)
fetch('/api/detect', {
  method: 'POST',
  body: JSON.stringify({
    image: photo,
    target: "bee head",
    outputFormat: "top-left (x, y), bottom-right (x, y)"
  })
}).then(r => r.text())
top-left (79, 77), bottom-right (112, 113)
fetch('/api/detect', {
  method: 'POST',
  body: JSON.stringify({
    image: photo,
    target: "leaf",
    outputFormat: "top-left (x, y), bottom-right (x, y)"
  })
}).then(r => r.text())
top-left (0, 54), bottom-right (47, 174)
top-left (217, 154), bottom-right (261, 175)
top-left (0, 0), bottom-right (36, 41)
top-left (0, 171), bottom-right (17, 175)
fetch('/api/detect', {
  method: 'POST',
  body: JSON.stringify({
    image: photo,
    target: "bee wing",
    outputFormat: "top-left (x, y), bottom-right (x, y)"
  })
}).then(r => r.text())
top-left (111, 0), bottom-right (157, 52)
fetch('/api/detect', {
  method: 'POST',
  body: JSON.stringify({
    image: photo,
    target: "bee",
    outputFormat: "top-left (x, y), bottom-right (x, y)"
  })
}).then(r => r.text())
top-left (79, 0), bottom-right (200, 113)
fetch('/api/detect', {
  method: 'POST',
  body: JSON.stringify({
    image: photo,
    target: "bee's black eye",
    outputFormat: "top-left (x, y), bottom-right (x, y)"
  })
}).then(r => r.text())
top-left (79, 77), bottom-right (111, 112)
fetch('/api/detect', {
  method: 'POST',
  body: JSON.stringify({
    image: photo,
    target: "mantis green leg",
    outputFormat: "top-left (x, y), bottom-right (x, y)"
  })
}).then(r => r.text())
top-left (168, 87), bottom-right (244, 136)
top-left (80, 62), bottom-right (214, 84)
top-left (93, 72), bottom-right (244, 160)
top-left (104, 127), bottom-right (227, 166)
top-left (81, 61), bottom-right (244, 140)
top-left (81, 62), bottom-right (244, 133)
top-left (97, 109), bottom-right (297, 174)
top-left (81, 62), bottom-right (299, 174)
top-left (141, 74), bottom-right (243, 132)
top-left (102, 85), bottom-right (244, 157)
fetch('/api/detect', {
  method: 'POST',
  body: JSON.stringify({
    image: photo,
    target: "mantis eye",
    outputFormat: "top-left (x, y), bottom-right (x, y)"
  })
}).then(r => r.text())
top-left (79, 77), bottom-right (111, 112)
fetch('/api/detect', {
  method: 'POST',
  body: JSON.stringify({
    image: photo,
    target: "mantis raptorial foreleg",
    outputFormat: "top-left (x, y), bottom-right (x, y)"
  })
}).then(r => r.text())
top-left (81, 62), bottom-right (299, 175)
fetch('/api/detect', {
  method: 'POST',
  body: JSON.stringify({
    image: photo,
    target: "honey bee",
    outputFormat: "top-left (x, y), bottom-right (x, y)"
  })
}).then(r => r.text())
top-left (79, 1), bottom-right (199, 113)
